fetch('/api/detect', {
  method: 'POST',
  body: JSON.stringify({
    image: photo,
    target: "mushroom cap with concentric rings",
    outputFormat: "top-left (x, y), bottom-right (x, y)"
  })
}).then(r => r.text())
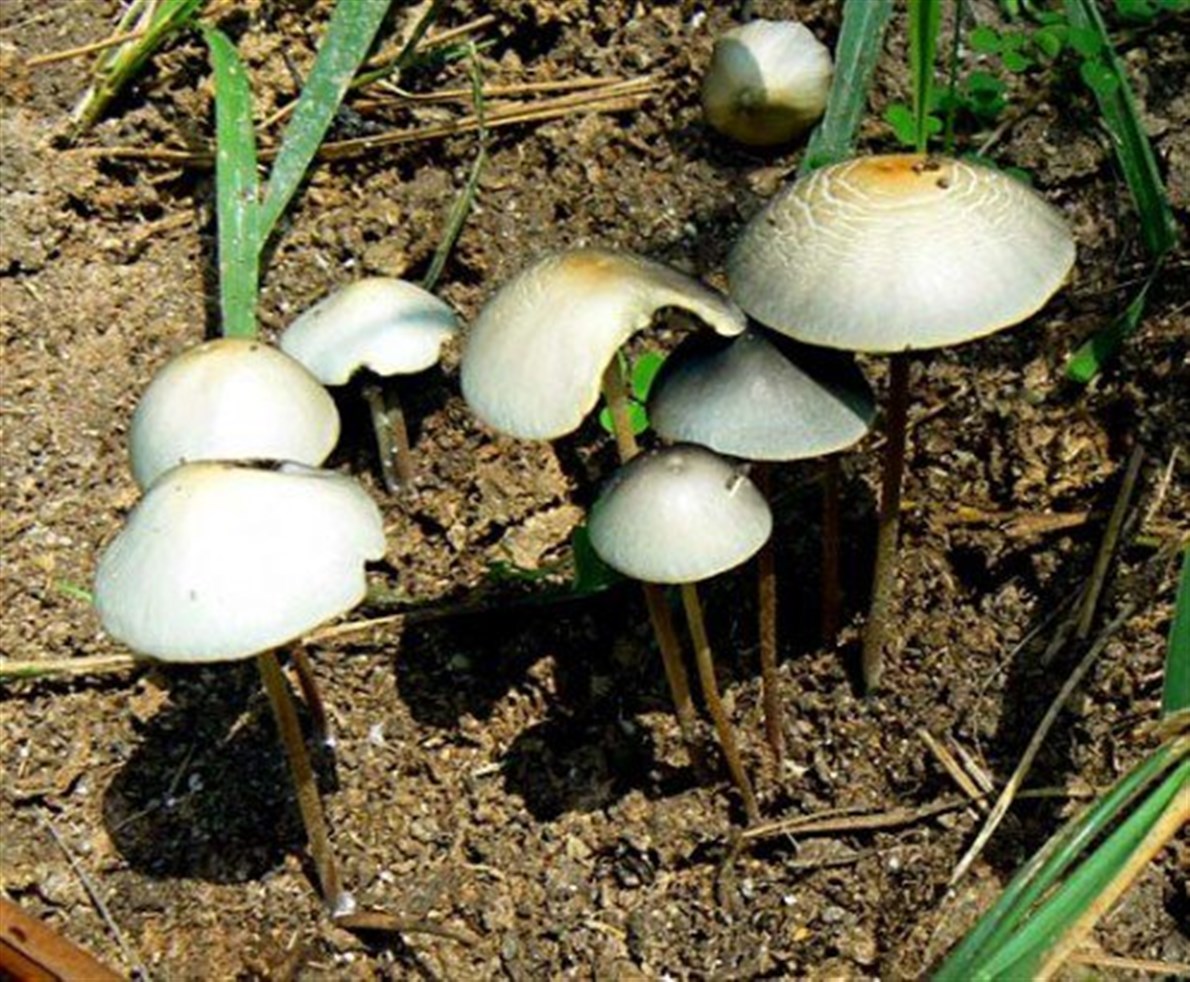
top-left (461, 249), bottom-right (746, 440)
top-left (727, 154), bottom-right (1076, 353)
top-left (588, 444), bottom-right (772, 584)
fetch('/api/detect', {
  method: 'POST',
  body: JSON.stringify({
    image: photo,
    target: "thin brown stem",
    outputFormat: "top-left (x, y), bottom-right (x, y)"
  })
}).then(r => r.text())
top-left (386, 392), bottom-right (416, 487)
top-left (821, 455), bottom-right (842, 641)
top-left (361, 382), bottom-right (406, 494)
top-left (600, 360), bottom-right (701, 759)
top-left (256, 651), bottom-right (344, 911)
top-left (289, 647), bottom-right (330, 745)
top-left (753, 464), bottom-right (783, 762)
top-left (680, 583), bottom-right (760, 825)
top-left (862, 353), bottom-right (911, 691)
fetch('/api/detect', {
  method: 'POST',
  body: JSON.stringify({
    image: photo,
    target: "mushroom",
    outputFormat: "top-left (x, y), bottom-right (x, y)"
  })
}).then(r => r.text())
top-left (129, 338), bottom-right (340, 490)
top-left (728, 154), bottom-right (1075, 688)
top-left (94, 460), bottom-right (386, 912)
top-left (460, 247), bottom-right (746, 760)
top-left (280, 278), bottom-right (458, 492)
top-left (702, 20), bottom-right (833, 147)
top-left (588, 444), bottom-right (772, 822)
top-left (649, 328), bottom-right (875, 759)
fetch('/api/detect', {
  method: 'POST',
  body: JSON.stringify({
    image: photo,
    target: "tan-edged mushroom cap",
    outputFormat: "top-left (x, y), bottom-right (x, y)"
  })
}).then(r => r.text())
top-left (461, 249), bottom-right (746, 440)
top-left (280, 278), bottom-right (458, 386)
top-left (588, 445), bottom-right (772, 584)
top-left (129, 338), bottom-right (340, 490)
top-left (728, 154), bottom-right (1076, 352)
top-left (95, 462), bottom-right (385, 663)
top-left (649, 329), bottom-right (874, 461)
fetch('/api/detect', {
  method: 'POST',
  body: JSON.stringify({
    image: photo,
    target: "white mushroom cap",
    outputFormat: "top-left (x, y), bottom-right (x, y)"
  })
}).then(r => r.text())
top-left (588, 445), bottom-right (772, 584)
top-left (461, 248), bottom-right (747, 440)
top-left (95, 461), bottom-right (385, 663)
top-left (129, 338), bottom-right (340, 490)
top-left (649, 329), bottom-right (874, 460)
top-left (280, 278), bottom-right (458, 386)
top-left (728, 154), bottom-right (1076, 352)
top-left (702, 20), bottom-right (833, 146)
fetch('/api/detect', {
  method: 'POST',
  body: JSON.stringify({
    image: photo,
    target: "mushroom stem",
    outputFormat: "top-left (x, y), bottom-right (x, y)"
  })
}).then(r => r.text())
top-left (362, 381), bottom-right (415, 493)
top-left (821, 455), bottom-right (842, 641)
top-left (680, 583), bottom-right (760, 825)
top-left (600, 360), bottom-right (701, 758)
top-left (290, 646), bottom-right (331, 745)
top-left (861, 353), bottom-right (911, 691)
top-left (256, 650), bottom-right (344, 911)
top-left (753, 464), bottom-right (784, 763)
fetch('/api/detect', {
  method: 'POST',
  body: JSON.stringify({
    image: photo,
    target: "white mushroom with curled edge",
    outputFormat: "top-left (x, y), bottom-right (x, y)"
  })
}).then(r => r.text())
top-left (728, 153), bottom-right (1076, 689)
top-left (94, 460), bottom-right (385, 915)
top-left (460, 248), bottom-right (746, 441)
top-left (648, 328), bottom-right (875, 760)
top-left (128, 338), bottom-right (340, 490)
top-left (702, 19), bottom-right (833, 147)
top-left (280, 277), bottom-right (458, 493)
top-left (589, 444), bottom-right (771, 823)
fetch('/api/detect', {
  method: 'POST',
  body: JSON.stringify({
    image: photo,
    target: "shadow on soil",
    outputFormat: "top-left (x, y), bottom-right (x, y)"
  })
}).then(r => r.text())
top-left (102, 660), bottom-right (336, 885)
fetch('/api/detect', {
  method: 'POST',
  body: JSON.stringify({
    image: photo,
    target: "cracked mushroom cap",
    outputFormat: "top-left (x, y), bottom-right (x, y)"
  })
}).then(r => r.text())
top-left (129, 338), bottom-right (340, 490)
top-left (649, 328), bottom-right (875, 461)
top-left (94, 461), bottom-right (386, 663)
top-left (461, 248), bottom-right (746, 440)
top-left (588, 445), bottom-right (772, 584)
top-left (728, 154), bottom-right (1076, 352)
top-left (280, 278), bottom-right (458, 386)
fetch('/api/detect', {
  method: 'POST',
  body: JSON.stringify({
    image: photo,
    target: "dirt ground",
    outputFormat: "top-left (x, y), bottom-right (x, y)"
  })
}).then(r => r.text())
top-left (1, 0), bottom-right (1188, 979)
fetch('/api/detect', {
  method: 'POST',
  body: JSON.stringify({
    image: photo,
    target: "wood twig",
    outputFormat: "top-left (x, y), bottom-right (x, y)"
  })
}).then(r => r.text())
top-left (919, 729), bottom-right (987, 811)
top-left (950, 603), bottom-right (1136, 885)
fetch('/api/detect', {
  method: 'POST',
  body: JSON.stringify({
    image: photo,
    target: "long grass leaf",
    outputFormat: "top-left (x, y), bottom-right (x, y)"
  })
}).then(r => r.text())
top-left (799, 0), bottom-right (893, 175)
top-left (258, 0), bottom-right (392, 239)
top-left (72, 0), bottom-right (206, 134)
top-left (1064, 0), bottom-right (1177, 259)
top-left (203, 27), bottom-right (260, 339)
top-left (909, 0), bottom-right (942, 153)
top-left (984, 757), bottom-right (1190, 979)
top-left (1065, 268), bottom-right (1156, 383)
top-left (934, 736), bottom-right (1188, 978)
top-left (1164, 550), bottom-right (1190, 716)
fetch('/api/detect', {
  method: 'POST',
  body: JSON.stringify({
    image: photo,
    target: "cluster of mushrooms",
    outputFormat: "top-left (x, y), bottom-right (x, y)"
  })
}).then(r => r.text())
top-left (91, 18), bottom-right (1076, 904)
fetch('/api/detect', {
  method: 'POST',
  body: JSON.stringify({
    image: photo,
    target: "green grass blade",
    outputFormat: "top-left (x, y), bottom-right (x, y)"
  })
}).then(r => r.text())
top-left (258, 0), bottom-right (392, 240)
top-left (203, 26), bottom-right (260, 339)
top-left (72, 0), bottom-right (206, 134)
top-left (981, 756), bottom-right (1190, 978)
top-left (1164, 550), bottom-right (1190, 716)
top-left (1065, 265), bottom-right (1157, 382)
top-left (799, 0), bottom-right (893, 175)
top-left (934, 737), bottom-right (1188, 979)
top-left (1064, 0), bottom-right (1177, 259)
top-left (909, 0), bottom-right (942, 152)
top-left (422, 43), bottom-right (486, 292)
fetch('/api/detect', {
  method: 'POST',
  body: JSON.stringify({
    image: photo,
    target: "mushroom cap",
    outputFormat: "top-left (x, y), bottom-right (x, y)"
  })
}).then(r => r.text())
top-left (129, 338), bottom-right (340, 490)
top-left (702, 20), bottom-right (833, 146)
top-left (588, 445), bottom-right (772, 584)
top-left (280, 278), bottom-right (458, 386)
top-left (649, 328), bottom-right (875, 460)
top-left (728, 154), bottom-right (1076, 352)
top-left (94, 461), bottom-right (386, 663)
top-left (461, 248), bottom-right (746, 440)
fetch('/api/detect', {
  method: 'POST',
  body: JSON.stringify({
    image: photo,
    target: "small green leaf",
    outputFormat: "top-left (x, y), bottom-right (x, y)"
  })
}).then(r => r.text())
top-left (1068, 26), bottom-right (1104, 56)
top-left (631, 351), bottom-right (666, 401)
top-left (968, 25), bottom-right (1003, 53)
top-left (1033, 26), bottom-right (1067, 59)
top-left (598, 402), bottom-right (648, 437)
top-left (1002, 48), bottom-right (1034, 72)
top-left (1000, 30), bottom-right (1028, 51)
top-left (967, 71), bottom-right (1007, 95)
top-left (571, 524), bottom-right (621, 594)
top-left (1065, 273), bottom-right (1153, 382)
top-left (884, 102), bottom-right (919, 146)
